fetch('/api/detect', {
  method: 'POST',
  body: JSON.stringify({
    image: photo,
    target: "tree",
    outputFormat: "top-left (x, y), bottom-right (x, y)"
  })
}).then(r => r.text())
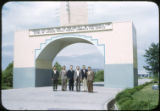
top-left (94, 70), bottom-right (104, 82)
top-left (53, 62), bottom-right (62, 72)
top-left (53, 62), bottom-right (62, 84)
top-left (143, 43), bottom-right (159, 78)
top-left (2, 62), bottom-right (13, 89)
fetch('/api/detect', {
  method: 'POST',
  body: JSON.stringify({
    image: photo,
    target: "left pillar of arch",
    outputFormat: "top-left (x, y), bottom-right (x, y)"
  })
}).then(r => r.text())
top-left (13, 30), bottom-right (36, 88)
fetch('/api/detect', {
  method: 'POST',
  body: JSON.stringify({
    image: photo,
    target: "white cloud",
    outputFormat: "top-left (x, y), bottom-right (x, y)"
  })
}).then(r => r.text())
top-left (2, 2), bottom-right (60, 34)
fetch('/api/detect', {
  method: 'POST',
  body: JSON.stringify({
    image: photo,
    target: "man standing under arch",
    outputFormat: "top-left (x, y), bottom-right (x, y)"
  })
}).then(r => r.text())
top-left (67, 65), bottom-right (75, 91)
top-left (74, 66), bottom-right (82, 92)
top-left (87, 66), bottom-right (94, 92)
top-left (81, 65), bottom-right (88, 92)
top-left (52, 66), bottom-right (59, 91)
top-left (60, 65), bottom-right (67, 91)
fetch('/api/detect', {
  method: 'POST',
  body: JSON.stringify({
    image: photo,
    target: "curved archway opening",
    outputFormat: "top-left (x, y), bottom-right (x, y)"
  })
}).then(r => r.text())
top-left (53, 43), bottom-right (104, 70)
top-left (35, 36), bottom-right (105, 87)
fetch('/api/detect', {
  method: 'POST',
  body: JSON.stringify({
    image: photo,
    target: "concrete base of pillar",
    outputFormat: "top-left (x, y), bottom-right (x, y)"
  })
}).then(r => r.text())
top-left (13, 67), bottom-right (35, 88)
top-left (104, 64), bottom-right (137, 88)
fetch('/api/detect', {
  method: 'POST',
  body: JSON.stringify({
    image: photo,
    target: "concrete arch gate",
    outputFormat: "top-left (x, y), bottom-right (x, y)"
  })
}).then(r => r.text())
top-left (35, 35), bottom-right (105, 87)
top-left (13, 21), bottom-right (138, 88)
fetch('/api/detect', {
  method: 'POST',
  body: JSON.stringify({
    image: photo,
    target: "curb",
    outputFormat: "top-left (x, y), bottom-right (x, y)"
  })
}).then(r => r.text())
top-left (104, 97), bottom-right (118, 110)
top-left (103, 97), bottom-right (114, 110)
top-left (114, 102), bottom-right (118, 110)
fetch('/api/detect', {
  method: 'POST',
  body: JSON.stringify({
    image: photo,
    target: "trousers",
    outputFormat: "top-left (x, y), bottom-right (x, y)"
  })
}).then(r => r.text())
top-left (69, 79), bottom-right (74, 91)
top-left (76, 78), bottom-right (81, 91)
top-left (87, 80), bottom-right (93, 92)
top-left (82, 78), bottom-right (87, 91)
top-left (61, 79), bottom-right (67, 91)
top-left (53, 79), bottom-right (58, 91)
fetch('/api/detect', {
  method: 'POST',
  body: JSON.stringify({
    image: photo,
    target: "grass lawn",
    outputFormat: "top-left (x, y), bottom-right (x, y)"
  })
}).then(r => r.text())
top-left (116, 82), bottom-right (159, 110)
top-left (131, 83), bottom-right (159, 110)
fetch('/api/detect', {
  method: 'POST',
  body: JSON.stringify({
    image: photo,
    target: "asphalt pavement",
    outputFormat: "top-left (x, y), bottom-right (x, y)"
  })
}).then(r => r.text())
top-left (1, 79), bottom-right (152, 110)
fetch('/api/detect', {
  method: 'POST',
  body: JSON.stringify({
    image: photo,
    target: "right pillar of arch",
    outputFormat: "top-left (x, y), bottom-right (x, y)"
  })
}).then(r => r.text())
top-left (102, 21), bottom-right (138, 88)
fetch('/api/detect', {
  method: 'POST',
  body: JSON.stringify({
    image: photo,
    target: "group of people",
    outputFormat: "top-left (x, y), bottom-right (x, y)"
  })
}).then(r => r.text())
top-left (51, 65), bottom-right (94, 92)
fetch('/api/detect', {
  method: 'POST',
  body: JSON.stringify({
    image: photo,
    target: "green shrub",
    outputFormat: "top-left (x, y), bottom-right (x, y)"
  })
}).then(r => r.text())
top-left (116, 91), bottom-right (132, 101)
top-left (125, 88), bottom-right (137, 95)
top-left (134, 85), bottom-right (144, 91)
top-left (115, 92), bottom-right (124, 101)
top-left (140, 101), bottom-right (150, 109)
top-left (116, 81), bottom-right (153, 102)
top-left (117, 96), bottom-right (133, 105)
top-left (121, 100), bottom-right (149, 110)
top-left (116, 88), bottom-right (137, 102)
top-left (134, 86), bottom-right (141, 91)
top-left (120, 99), bottom-right (135, 110)
top-left (116, 81), bottom-right (157, 110)
top-left (135, 100), bottom-right (149, 110)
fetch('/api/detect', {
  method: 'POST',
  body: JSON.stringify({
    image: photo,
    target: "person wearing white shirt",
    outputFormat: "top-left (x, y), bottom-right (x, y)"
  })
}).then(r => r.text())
top-left (74, 66), bottom-right (82, 91)
top-left (81, 65), bottom-right (88, 92)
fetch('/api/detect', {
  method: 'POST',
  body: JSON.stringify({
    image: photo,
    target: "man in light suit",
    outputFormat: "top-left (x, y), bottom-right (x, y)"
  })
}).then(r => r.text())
top-left (60, 65), bottom-right (67, 91)
top-left (87, 66), bottom-right (94, 92)
top-left (81, 65), bottom-right (88, 92)
top-left (67, 65), bottom-right (75, 91)
top-left (52, 66), bottom-right (59, 91)
top-left (74, 66), bottom-right (82, 92)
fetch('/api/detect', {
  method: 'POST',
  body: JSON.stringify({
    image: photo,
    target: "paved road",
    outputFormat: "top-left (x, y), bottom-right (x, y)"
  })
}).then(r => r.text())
top-left (2, 86), bottom-right (122, 110)
top-left (138, 78), bottom-right (153, 85)
top-left (1, 79), bottom-right (152, 110)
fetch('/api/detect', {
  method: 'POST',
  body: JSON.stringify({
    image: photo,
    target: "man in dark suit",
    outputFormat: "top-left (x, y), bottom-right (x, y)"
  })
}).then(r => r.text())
top-left (67, 65), bottom-right (75, 91)
top-left (52, 66), bottom-right (59, 91)
top-left (81, 65), bottom-right (88, 92)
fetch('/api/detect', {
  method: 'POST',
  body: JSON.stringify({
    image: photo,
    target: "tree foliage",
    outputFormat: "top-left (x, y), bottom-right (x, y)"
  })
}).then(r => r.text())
top-left (53, 62), bottom-right (62, 72)
top-left (94, 70), bottom-right (104, 82)
top-left (2, 62), bottom-right (13, 89)
top-left (53, 62), bottom-right (62, 84)
top-left (143, 43), bottom-right (159, 77)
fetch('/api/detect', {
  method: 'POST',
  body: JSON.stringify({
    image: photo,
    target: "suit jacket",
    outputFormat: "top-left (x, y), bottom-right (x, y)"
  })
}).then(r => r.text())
top-left (81, 69), bottom-right (88, 79)
top-left (60, 70), bottom-right (67, 80)
top-left (67, 70), bottom-right (75, 80)
top-left (52, 70), bottom-right (59, 80)
top-left (74, 70), bottom-right (82, 81)
top-left (87, 71), bottom-right (94, 81)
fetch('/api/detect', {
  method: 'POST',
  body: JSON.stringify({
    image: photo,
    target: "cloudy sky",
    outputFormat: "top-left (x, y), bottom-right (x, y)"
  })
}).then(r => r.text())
top-left (2, 1), bottom-right (159, 73)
